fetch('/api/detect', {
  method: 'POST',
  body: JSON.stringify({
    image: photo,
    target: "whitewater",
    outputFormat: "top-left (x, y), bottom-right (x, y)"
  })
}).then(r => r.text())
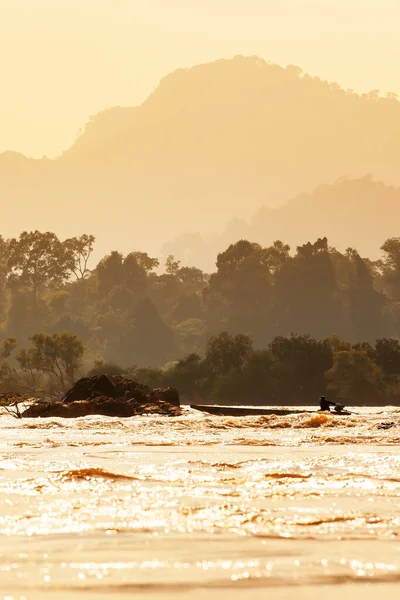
top-left (1, 406), bottom-right (400, 599)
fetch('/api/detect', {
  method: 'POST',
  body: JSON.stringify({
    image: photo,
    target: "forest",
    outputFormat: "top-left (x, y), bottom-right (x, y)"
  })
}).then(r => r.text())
top-left (1, 230), bottom-right (400, 406)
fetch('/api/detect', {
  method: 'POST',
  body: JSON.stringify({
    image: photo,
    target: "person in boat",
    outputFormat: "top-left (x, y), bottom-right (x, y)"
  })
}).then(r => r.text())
top-left (318, 396), bottom-right (345, 413)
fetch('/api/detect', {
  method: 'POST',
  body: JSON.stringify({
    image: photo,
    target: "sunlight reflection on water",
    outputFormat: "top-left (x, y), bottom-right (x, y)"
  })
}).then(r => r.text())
top-left (0, 406), bottom-right (400, 597)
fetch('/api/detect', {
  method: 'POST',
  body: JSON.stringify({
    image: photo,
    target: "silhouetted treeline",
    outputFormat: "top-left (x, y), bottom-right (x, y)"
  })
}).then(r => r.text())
top-left (1, 230), bottom-right (400, 404)
top-left (152, 332), bottom-right (400, 406)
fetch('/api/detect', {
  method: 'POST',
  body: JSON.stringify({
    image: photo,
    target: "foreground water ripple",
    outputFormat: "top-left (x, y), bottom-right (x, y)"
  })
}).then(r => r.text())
top-left (0, 406), bottom-right (400, 598)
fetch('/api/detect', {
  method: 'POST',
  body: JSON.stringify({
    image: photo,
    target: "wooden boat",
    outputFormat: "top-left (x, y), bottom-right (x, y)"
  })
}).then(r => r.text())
top-left (190, 404), bottom-right (352, 417)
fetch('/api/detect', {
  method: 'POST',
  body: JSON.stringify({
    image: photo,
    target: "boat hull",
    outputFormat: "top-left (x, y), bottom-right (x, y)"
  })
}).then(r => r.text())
top-left (190, 405), bottom-right (352, 417)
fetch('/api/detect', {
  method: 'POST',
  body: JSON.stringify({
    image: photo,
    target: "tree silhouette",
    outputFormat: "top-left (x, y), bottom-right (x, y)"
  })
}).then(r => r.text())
top-left (8, 231), bottom-right (70, 307)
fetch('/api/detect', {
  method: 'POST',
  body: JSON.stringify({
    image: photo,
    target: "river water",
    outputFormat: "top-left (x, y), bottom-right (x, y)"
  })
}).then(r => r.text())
top-left (1, 406), bottom-right (400, 599)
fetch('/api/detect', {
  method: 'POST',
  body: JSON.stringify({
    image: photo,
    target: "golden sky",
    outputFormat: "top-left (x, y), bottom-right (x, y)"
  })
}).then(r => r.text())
top-left (1, 0), bottom-right (399, 158)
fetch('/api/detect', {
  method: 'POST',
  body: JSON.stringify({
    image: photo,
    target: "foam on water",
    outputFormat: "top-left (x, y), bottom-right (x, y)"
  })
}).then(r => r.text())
top-left (0, 406), bottom-right (400, 598)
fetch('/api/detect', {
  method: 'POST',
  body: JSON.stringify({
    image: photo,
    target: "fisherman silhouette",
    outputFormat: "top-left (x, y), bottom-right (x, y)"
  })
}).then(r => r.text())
top-left (318, 396), bottom-right (346, 413)
top-left (319, 396), bottom-right (330, 411)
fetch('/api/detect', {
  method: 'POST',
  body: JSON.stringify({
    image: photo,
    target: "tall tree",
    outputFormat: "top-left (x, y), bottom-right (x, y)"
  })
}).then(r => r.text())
top-left (380, 238), bottom-right (400, 300)
top-left (204, 240), bottom-right (273, 340)
top-left (16, 332), bottom-right (84, 391)
top-left (325, 349), bottom-right (385, 405)
top-left (123, 252), bottom-right (159, 294)
top-left (165, 255), bottom-right (181, 277)
top-left (269, 334), bottom-right (333, 403)
top-left (206, 331), bottom-right (253, 376)
top-left (374, 338), bottom-right (400, 379)
top-left (96, 251), bottom-right (159, 296)
top-left (63, 234), bottom-right (95, 280)
top-left (275, 237), bottom-right (342, 338)
top-left (346, 249), bottom-right (386, 341)
top-left (0, 235), bottom-right (10, 316)
top-left (0, 337), bottom-right (17, 361)
top-left (263, 240), bottom-right (290, 274)
top-left (8, 231), bottom-right (70, 307)
top-left (96, 251), bottom-right (125, 294)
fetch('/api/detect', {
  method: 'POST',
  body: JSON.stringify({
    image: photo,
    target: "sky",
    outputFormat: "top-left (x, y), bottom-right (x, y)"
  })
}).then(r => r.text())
top-left (1, 0), bottom-right (399, 158)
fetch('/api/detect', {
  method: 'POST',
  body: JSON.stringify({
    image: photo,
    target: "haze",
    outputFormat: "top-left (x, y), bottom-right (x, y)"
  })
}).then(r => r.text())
top-left (2, 0), bottom-right (400, 158)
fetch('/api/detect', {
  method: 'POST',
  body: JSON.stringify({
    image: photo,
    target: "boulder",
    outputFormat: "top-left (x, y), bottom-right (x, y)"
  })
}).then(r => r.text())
top-left (62, 374), bottom-right (149, 403)
top-left (21, 396), bottom-right (181, 419)
top-left (21, 374), bottom-right (181, 418)
top-left (149, 387), bottom-right (180, 407)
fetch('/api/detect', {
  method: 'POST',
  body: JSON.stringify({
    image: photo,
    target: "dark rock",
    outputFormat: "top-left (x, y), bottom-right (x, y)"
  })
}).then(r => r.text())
top-left (21, 396), bottom-right (181, 419)
top-left (21, 374), bottom-right (181, 419)
top-left (149, 387), bottom-right (180, 407)
top-left (62, 374), bottom-right (148, 404)
top-left (377, 421), bottom-right (395, 430)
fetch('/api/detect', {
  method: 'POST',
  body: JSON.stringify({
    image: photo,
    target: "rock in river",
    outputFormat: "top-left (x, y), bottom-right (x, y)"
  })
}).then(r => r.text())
top-left (20, 375), bottom-right (181, 418)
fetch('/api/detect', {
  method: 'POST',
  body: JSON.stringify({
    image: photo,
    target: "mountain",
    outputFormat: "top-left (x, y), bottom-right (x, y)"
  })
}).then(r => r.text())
top-left (162, 176), bottom-right (400, 270)
top-left (1, 56), bottom-right (400, 261)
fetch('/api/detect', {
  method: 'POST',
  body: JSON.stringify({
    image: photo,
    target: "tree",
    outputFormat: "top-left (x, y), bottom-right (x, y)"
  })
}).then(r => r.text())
top-left (104, 286), bottom-right (134, 312)
top-left (263, 240), bottom-right (290, 273)
top-left (8, 231), bottom-right (71, 307)
top-left (174, 318), bottom-right (206, 355)
top-left (163, 353), bottom-right (207, 398)
top-left (206, 331), bottom-right (253, 376)
top-left (6, 290), bottom-right (50, 343)
top-left (96, 251), bottom-right (159, 296)
top-left (326, 334), bottom-right (352, 353)
top-left (100, 298), bottom-right (177, 368)
top-left (63, 234), bottom-right (95, 280)
top-left (275, 238), bottom-right (342, 339)
top-left (87, 360), bottom-right (126, 377)
top-left (0, 235), bottom-right (10, 267)
top-left (380, 238), bottom-right (400, 300)
top-left (210, 240), bottom-right (272, 314)
top-left (165, 255), bottom-right (181, 276)
top-left (171, 294), bottom-right (204, 322)
top-left (352, 341), bottom-right (375, 359)
top-left (16, 332), bottom-right (84, 392)
top-left (346, 250), bottom-right (386, 341)
top-left (123, 252), bottom-right (158, 294)
top-left (0, 337), bottom-right (17, 361)
top-left (52, 314), bottom-right (91, 343)
top-left (96, 251), bottom-right (125, 294)
top-left (269, 334), bottom-right (333, 403)
top-left (0, 235), bottom-right (10, 316)
top-left (128, 252), bottom-right (159, 275)
top-left (177, 266), bottom-right (207, 293)
top-left (210, 348), bottom-right (275, 404)
top-left (325, 349), bottom-right (385, 405)
top-left (129, 299), bottom-right (176, 367)
top-left (204, 240), bottom-right (273, 341)
top-left (374, 338), bottom-right (400, 379)
top-left (49, 290), bottom-right (71, 316)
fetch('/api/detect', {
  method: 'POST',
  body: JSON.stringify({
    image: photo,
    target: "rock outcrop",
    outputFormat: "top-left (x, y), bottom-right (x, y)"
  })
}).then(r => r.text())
top-left (61, 374), bottom-right (149, 404)
top-left (20, 374), bottom-right (181, 418)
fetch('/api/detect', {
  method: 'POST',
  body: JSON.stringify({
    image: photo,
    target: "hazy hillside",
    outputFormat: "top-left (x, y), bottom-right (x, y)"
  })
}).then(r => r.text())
top-left (163, 176), bottom-right (400, 270)
top-left (1, 56), bottom-right (400, 260)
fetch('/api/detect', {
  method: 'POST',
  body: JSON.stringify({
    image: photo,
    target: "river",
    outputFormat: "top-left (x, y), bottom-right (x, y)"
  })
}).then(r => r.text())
top-left (1, 406), bottom-right (400, 598)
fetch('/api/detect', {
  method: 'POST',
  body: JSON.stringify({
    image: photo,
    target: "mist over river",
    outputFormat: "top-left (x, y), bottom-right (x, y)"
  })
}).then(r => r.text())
top-left (1, 406), bottom-right (400, 599)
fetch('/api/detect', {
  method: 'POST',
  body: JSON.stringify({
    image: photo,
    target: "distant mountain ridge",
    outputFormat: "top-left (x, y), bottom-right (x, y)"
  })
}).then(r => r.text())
top-left (162, 176), bottom-right (400, 270)
top-left (1, 56), bottom-right (400, 262)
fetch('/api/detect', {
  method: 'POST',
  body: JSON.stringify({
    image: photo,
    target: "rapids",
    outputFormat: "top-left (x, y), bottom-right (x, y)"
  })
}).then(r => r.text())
top-left (1, 405), bottom-right (400, 598)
